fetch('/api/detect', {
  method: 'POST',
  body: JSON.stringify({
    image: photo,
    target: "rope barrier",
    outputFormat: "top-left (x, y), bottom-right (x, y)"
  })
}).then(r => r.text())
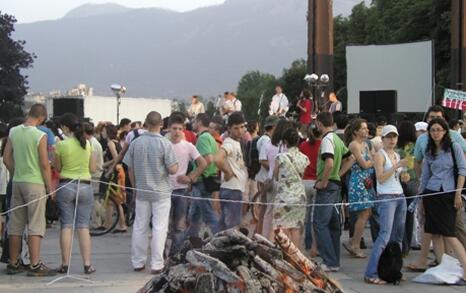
top-left (88, 178), bottom-right (466, 208)
top-left (0, 178), bottom-right (465, 217)
top-left (0, 179), bottom-right (77, 216)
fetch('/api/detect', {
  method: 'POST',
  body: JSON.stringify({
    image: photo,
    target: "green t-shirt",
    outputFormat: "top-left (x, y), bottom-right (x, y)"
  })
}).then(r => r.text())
top-left (195, 131), bottom-right (218, 178)
top-left (9, 125), bottom-right (46, 184)
top-left (317, 132), bottom-right (349, 182)
top-left (55, 137), bottom-right (92, 180)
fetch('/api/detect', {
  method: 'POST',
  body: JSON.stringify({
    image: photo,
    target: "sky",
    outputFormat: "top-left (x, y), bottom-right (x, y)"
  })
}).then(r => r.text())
top-left (1, 0), bottom-right (227, 23)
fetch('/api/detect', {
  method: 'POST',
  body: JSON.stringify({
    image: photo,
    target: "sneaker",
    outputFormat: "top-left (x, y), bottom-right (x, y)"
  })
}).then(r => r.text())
top-left (320, 263), bottom-right (340, 272)
top-left (6, 261), bottom-right (26, 275)
top-left (27, 262), bottom-right (57, 277)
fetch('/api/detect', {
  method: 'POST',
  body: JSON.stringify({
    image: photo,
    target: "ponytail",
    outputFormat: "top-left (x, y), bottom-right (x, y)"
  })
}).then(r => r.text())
top-left (59, 113), bottom-right (87, 149)
top-left (74, 123), bottom-right (87, 149)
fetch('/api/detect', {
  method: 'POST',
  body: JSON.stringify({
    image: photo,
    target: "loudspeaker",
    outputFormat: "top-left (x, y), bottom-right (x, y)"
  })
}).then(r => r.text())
top-left (53, 98), bottom-right (84, 118)
top-left (360, 90), bottom-right (397, 112)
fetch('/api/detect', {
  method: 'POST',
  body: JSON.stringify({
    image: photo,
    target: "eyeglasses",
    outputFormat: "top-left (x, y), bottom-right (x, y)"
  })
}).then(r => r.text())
top-left (429, 128), bottom-right (446, 133)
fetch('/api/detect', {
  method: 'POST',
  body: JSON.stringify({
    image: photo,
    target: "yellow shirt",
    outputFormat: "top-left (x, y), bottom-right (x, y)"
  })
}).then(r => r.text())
top-left (55, 137), bottom-right (92, 180)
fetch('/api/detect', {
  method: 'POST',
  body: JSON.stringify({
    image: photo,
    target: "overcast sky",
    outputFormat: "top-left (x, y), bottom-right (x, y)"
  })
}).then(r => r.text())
top-left (2, 0), bottom-right (227, 23)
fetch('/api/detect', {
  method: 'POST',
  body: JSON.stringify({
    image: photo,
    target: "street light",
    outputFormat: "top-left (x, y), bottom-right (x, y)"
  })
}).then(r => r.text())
top-left (304, 73), bottom-right (330, 114)
top-left (110, 84), bottom-right (126, 124)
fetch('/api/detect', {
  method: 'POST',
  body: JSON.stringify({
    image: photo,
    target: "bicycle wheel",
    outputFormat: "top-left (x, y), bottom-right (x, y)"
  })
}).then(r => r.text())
top-left (90, 193), bottom-right (120, 236)
top-left (125, 192), bottom-right (136, 227)
top-left (251, 191), bottom-right (262, 222)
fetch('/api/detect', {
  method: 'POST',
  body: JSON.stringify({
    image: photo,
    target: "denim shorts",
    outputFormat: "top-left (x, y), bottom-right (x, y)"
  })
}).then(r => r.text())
top-left (56, 181), bottom-right (93, 229)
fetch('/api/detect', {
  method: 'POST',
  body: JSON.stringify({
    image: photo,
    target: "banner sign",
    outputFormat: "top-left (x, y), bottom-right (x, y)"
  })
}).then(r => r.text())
top-left (442, 88), bottom-right (466, 110)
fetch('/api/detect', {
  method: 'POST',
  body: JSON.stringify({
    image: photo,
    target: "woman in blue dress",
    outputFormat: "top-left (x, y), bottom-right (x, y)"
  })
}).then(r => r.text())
top-left (343, 118), bottom-right (375, 258)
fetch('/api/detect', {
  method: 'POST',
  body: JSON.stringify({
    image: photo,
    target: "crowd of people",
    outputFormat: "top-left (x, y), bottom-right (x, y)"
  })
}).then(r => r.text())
top-left (0, 89), bottom-right (465, 286)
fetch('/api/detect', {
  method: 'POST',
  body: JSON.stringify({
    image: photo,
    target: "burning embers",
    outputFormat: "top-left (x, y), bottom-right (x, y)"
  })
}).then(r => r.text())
top-left (138, 228), bottom-right (344, 293)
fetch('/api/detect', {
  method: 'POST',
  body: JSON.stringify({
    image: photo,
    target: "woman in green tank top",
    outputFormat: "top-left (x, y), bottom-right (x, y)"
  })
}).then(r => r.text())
top-left (53, 113), bottom-right (96, 274)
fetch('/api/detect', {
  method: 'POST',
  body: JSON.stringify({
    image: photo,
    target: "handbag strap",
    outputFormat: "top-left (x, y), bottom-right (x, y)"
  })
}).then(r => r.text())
top-left (451, 143), bottom-right (459, 186)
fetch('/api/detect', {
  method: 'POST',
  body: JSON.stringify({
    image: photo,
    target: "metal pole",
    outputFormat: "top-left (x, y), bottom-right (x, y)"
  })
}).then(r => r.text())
top-left (116, 93), bottom-right (121, 124)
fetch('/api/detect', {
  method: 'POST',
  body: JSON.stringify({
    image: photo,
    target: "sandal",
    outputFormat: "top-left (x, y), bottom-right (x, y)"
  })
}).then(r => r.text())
top-left (405, 263), bottom-right (427, 272)
top-left (343, 241), bottom-right (366, 258)
top-left (56, 265), bottom-right (69, 274)
top-left (428, 260), bottom-right (439, 267)
top-left (84, 265), bottom-right (96, 275)
top-left (364, 277), bottom-right (387, 285)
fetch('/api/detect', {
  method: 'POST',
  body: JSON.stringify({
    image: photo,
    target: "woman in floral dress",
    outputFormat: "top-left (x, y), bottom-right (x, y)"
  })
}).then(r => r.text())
top-left (343, 119), bottom-right (375, 258)
top-left (273, 127), bottom-right (310, 247)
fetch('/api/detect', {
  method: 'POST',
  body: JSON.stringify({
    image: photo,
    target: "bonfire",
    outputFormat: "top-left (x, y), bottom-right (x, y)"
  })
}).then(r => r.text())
top-left (138, 228), bottom-right (344, 293)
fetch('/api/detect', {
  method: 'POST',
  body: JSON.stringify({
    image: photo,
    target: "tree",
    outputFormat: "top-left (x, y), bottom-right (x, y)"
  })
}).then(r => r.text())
top-left (279, 59), bottom-right (308, 113)
top-left (0, 12), bottom-right (36, 121)
top-left (205, 99), bottom-right (216, 117)
top-left (236, 70), bottom-right (277, 121)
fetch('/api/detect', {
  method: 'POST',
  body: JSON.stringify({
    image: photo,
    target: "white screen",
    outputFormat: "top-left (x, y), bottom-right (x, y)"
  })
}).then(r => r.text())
top-left (346, 41), bottom-right (433, 114)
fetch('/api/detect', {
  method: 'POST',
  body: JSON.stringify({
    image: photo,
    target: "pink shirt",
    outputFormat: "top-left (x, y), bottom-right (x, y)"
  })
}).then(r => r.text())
top-left (264, 141), bottom-right (287, 179)
top-left (169, 140), bottom-right (201, 190)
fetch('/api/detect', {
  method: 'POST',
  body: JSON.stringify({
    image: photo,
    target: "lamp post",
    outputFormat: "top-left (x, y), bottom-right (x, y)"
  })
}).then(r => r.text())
top-left (304, 73), bottom-right (329, 115)
top-left (110, 84), bottom-right (126, 124)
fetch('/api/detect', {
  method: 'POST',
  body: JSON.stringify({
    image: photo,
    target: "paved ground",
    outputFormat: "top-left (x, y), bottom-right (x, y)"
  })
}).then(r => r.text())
top-left (0, 223), bottom-right (465, 293)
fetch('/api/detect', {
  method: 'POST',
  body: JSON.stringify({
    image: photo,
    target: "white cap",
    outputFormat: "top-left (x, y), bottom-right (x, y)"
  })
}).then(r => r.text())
top-left (415, 122), bottom-right (428, 132)
top-left (381, 125), bottom-right (398, 137)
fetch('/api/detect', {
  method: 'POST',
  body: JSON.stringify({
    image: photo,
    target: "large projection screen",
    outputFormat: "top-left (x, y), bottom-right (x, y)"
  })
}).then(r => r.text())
top-left (346, 41), bottom-right (433, 114)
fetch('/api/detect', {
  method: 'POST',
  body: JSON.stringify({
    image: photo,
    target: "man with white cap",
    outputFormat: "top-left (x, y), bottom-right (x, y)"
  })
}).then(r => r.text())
top-left (415, 122), bottom-right (428, 137)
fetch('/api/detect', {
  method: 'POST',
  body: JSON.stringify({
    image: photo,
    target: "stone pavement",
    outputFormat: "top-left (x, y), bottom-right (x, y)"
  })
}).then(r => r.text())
top-left (0, 224), bottom-right (465, 293)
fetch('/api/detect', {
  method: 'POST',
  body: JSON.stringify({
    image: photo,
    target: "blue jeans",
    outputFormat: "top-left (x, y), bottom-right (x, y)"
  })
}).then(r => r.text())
top-left (219, 188), bottom-right (242, 231)
top-left (314, 182), bottom-right (341, 267)
top-left (168, 189), bottom-right (188, 255)
top-left (185, 182), bottom-right (219, 237)
top-left (365, 194), bottom-right (407, 278)
top-left (56, 181), bottom-right (93, 229)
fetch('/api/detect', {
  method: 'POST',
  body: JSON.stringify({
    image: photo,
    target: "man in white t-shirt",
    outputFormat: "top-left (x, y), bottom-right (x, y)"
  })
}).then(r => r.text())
top-left (254, 115), bottom-right (278, 235)
top-left (215, 112), bottom-right (247, 231)
top-left (187, 95), bottom-right (205, 119)
top-left (167, 113), bottom-right (207, 255)
top-left (221, 92), bottom-right (242, 120)
top-left (269, 85), bottom-right (289, 117)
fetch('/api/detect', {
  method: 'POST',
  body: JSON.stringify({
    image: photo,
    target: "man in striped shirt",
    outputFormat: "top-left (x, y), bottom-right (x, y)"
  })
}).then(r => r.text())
top-left (123, 111), bottom-right (178, 274)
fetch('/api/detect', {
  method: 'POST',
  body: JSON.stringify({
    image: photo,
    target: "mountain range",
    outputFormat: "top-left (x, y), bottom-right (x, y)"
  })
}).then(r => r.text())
top-left (15, 0), bottom-right (361, 99)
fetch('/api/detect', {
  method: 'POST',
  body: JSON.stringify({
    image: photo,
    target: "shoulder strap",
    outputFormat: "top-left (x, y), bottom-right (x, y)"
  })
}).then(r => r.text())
top-left (132, 129), bottom-right (140, 141)
top-left (451, 143), bottom-right (459, 177)
top-left (283, 153), bottom-right (302, 178)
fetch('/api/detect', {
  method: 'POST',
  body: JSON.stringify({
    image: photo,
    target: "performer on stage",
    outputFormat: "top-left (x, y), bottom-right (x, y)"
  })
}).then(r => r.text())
top-left (269, 85), bottom-right (289, 117)
top-left (221, 92), bottom-right (242, 119)
top-left (187, 95), bottom-right (205, 119)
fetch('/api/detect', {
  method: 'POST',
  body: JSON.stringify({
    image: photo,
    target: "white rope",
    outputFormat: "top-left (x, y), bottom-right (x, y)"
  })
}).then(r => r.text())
top-left (0, 179), bottom-right (77, 216)
top-left (90, 178), bottom-right (466, 208)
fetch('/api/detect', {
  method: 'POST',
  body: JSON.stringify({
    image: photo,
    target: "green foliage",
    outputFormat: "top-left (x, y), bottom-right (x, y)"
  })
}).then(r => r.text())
top-left (205, 100), bottom-right (216, 117)
top-left (0, 12), bottom-right (36, 122)
top-left (278, 59), bottom-right (308, 107)
top-left (236, 70), bottom-right (276, 121)
top-left (333, 0), bottom-right (451, 105)
top-left (178, 101), bottom-right (187, 114)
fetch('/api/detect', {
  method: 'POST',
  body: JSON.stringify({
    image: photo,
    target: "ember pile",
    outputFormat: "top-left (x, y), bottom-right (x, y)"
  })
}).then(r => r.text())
top-left (138, 228), bottom-right (344, 293)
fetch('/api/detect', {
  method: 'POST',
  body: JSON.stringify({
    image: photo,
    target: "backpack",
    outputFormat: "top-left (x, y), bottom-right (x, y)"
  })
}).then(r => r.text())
top-left (245, 136), bottom-right (261, 178)
top-left (378, 241), bottom-right (403, 285)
